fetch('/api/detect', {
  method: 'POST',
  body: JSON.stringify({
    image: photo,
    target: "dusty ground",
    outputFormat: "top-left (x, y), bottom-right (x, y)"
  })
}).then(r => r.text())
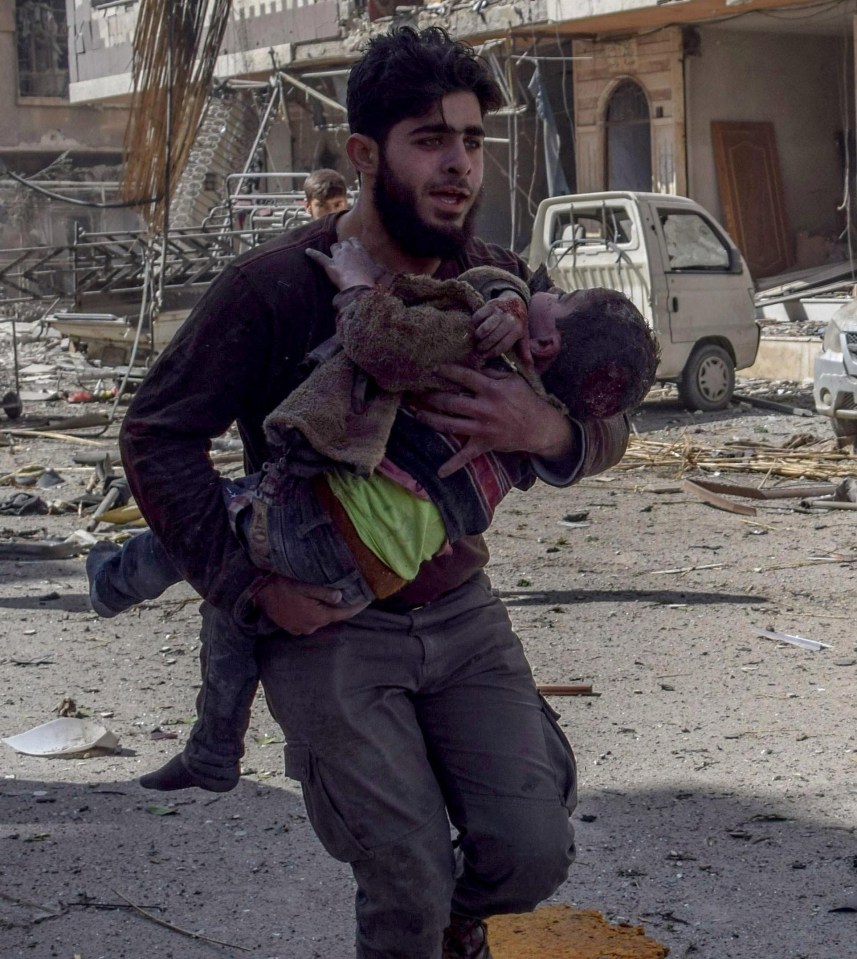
top-left (0, 326), bottom-right (856, 958)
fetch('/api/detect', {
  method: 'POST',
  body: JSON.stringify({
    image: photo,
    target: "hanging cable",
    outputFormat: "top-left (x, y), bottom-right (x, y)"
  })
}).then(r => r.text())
top-left (155, 0), bottom-right (176, 310)
top-left (835, 14), bottom-right (855, 276)
top-left (5, 171), bottom-right (161, 208)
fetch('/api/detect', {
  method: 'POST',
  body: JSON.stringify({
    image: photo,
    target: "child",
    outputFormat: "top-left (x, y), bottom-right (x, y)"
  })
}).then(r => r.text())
top-left (303, 169), bottom-right (349, 220)
top-left (87, 240), bottom-right (658, 791)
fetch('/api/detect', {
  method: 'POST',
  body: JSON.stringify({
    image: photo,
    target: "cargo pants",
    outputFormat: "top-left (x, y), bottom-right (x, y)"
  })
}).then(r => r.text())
top-left (252, 573), bottom-right (578, 959)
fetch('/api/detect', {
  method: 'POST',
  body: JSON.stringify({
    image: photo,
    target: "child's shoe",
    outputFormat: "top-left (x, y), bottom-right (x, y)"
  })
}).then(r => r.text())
top-left (140, 752), bottom-right (239, 793)
top-left (85, 541), bottom-right (129, 617)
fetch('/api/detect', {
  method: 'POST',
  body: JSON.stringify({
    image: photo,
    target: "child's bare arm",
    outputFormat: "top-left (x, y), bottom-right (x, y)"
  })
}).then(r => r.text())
top-left (472, 293), bottom-right (533, 368)
top-left (306, 238), bottom-right (386, 291)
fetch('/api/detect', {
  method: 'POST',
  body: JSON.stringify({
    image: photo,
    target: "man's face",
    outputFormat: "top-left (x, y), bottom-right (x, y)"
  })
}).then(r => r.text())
top-left (373, 91), bottom-right (485, 259)
top-left (306, 195), bottom-right (349, 220)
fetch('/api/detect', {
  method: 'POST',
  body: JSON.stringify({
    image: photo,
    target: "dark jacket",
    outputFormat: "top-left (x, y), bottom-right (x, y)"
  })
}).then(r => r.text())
top-left (120, 214), bottom-right (630, 621)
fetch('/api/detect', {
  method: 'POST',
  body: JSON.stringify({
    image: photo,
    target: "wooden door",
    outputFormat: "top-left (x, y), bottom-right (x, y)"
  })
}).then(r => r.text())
top-left (711, 120), bottom-right (792, 280)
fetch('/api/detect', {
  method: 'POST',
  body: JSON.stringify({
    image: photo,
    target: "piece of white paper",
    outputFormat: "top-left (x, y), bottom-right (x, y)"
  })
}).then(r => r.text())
top-left (2, 718), bottom-right (119, 757)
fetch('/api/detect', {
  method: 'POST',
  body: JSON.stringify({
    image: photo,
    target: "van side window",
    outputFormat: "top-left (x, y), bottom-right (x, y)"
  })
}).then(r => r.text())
top-left (659, 211), bottom-right (731, 271)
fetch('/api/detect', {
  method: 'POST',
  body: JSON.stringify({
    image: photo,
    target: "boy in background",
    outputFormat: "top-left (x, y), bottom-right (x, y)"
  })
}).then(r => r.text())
top-left (303, 168), bottom-right (349, 219)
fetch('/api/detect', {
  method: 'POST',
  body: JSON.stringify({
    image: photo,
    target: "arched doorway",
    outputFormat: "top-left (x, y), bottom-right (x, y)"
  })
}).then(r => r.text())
top-left (605, 80), bottom-right (652, 191)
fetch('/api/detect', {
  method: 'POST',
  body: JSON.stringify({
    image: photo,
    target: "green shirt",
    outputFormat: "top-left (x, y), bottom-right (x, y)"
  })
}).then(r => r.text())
top-left (325, 468), bottom-right (447, 580)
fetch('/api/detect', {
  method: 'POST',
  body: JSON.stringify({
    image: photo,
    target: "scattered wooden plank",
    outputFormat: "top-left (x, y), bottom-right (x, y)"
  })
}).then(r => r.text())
top-left (733, 393), bottom-right (814, 417)
top-left (685, 478), bottom-right (836, 500)
top-left (683, 478), bottom-right (757, 515)
top-left (537, 684), bottom-right (597, 697)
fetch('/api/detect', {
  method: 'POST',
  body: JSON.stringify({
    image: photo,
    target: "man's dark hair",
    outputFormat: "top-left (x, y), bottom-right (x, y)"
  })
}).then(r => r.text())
top-left (347, 26), bottom-right (503, 145)
top-left (304, 168), bottom-right (348, 203)
top-left (541, 289), bottom-right (661, 419)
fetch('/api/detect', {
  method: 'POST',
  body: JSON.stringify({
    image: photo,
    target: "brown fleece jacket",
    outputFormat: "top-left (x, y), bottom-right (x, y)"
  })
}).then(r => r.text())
top-left (263, 267), bottom-right (554, 476)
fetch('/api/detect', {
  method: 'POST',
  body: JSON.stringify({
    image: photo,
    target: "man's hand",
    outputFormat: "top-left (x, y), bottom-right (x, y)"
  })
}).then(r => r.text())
top-left (255, 575), bottom-right (366, 635)
top-left (413, 364), bottom-right (574, 478)
top-left (306, 238), bottom-right (386, 291)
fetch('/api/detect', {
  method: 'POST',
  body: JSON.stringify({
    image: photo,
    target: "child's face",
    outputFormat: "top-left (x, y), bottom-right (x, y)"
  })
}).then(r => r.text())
top-left (306, 195), bottom-right (349, 219)
top-left (528, 291), bottom-right (567, 373)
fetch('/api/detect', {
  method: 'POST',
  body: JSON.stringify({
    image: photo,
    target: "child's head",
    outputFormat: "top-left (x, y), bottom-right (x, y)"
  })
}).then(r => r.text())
top-left (529, 288), bottom-right (660, 419)
top-left (303, 169), bottom-right (349, 219)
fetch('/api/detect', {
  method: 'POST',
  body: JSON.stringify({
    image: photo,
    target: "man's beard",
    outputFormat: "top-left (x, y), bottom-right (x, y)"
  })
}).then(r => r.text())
top-left (373, 153), bottom-right (481, 259)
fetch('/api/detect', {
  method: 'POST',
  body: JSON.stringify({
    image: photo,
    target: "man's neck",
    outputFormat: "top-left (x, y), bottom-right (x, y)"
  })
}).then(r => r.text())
top-left (337, 197), bottom-right (443, 277)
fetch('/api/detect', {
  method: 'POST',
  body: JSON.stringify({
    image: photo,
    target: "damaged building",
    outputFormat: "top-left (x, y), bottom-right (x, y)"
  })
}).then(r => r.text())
top-left (3, 0), bottom-right (857, 364)
top-left (0, 0), bottom-right (133, 250)
top-left (60, 0), bottom-right (857, 274)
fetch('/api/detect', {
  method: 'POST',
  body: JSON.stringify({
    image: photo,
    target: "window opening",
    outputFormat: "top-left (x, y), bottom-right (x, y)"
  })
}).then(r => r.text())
top-left (16, 0), bottom-right (69, 98)
top-left (659, 211), bottom-right (731, 271)
top-left (605, 80), bottom-right (651, 192)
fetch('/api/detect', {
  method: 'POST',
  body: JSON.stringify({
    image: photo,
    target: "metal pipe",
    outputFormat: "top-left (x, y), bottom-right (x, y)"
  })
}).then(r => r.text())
top-left (277, 70), bottom-right (347, 114)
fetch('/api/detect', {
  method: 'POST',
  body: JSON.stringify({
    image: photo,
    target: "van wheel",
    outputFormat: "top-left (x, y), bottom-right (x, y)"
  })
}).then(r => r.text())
top-left (677, 344), bottom-right (734, 412)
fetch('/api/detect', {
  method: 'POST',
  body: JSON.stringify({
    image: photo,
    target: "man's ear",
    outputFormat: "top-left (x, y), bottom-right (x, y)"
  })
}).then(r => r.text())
top-left (346, 134), bottom-right (379, 176)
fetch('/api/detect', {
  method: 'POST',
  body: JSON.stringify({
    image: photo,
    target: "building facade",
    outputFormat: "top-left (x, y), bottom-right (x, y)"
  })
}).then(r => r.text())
top-left (59, 0), bottom-right (857, 278)
top-left (1, 0), bottom-right (132, 249)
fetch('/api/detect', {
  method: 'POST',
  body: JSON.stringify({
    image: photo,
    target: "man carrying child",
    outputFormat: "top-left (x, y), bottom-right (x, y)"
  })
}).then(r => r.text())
top-left (119, 25), bottom-right (635, 959)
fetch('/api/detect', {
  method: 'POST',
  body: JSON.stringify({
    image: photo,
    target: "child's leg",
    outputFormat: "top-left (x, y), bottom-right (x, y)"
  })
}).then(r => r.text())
top-left (86, 531), bottom-right (183, 618)
top-left (141, 602), bottom-right (260, 792)
top-left (140, 475), bottom-right (265, 792)
top-left (141, 469), bottom-right (375, 793)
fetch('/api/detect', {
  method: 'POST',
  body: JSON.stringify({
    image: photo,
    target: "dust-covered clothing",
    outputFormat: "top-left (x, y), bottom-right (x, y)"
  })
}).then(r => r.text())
top-left (119, 213), bottom-right (631, 957)
top-left (120, 216), bottom-right (627, 620)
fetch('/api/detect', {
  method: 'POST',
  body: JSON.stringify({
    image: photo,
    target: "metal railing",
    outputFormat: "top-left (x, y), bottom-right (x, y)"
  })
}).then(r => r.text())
top-left (0, 192), bottom-right (314, 306)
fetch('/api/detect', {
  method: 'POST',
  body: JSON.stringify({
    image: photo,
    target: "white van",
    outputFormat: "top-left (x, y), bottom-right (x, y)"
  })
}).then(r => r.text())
top-left (528, 191), bottom-right (760, 411)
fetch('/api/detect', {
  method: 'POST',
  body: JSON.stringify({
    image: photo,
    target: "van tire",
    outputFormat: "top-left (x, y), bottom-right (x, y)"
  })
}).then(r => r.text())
top-left (678, 344), bottom-right (735, 412)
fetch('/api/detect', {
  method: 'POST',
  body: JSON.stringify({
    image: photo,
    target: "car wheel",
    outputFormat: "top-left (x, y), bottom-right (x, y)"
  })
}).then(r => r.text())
top-left (677, 344), bottom-right (735, 412)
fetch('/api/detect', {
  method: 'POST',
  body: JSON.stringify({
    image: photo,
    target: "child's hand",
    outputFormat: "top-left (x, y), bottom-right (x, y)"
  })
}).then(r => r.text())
top-left (306, 238), bottom-right (386, 290)
top-left (473, 295), bottom-right (533, 367)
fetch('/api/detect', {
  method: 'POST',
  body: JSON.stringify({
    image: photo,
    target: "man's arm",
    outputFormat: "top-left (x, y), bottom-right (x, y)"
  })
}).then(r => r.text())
top-left (411, 364), bottom-right (629, 482)
top-left (121, 261), bottom-right (356, 634)
top-left (120, 268), bottom-right (271, 615)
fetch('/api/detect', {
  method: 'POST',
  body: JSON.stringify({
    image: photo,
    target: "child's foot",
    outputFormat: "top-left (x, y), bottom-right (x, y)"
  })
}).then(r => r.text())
top-left (85, 541), bottom-right (127, 617)
top-left (139, 753), bottom-right (239, 793)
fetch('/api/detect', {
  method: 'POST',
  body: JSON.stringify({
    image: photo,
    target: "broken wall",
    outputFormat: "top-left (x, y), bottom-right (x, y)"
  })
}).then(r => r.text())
top-left (67, 0), bottom-right (346, 101)
top-left (686, 24), bottom-right (852, 244)
top-left (0, 0), bottom-right (133, 252)
top-left (1, 1), bottom-right (126, 166)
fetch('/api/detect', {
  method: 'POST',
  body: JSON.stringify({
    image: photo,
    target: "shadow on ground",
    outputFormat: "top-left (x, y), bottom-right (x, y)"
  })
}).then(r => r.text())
top-left (0, 775), bottom-right (852, 959)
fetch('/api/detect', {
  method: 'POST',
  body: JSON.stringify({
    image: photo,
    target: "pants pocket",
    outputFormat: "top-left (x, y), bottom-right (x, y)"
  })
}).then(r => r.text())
top-left (283, 741), bottom-right (373, 863)
top-left (539, 696), bottom-right (578, 813)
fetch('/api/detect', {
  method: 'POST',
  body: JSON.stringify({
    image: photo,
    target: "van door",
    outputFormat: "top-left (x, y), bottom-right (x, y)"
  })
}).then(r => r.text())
top-left (653, 204), bottom-right (755, 365)
top-left (541, 198), bottom-right (655, 328)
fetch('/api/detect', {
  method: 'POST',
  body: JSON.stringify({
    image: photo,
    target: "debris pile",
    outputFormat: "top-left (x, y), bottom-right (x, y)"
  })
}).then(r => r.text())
top-left (0, 316), bottom-right (148, 419)
top-left (620, 432), bottom-right (856, 481)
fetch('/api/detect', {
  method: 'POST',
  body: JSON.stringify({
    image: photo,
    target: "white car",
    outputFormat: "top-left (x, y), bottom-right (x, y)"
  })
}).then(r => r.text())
top-left (812, 298), bottom-right (857, 439)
